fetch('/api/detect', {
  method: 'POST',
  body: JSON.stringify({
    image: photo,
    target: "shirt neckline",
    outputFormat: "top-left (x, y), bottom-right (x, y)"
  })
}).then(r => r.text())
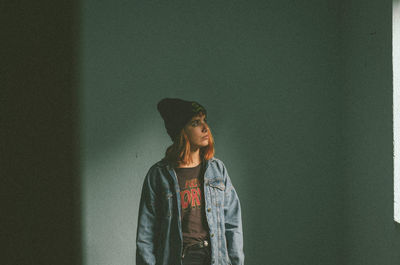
top-left (175, 162), bottom-right (202, 170)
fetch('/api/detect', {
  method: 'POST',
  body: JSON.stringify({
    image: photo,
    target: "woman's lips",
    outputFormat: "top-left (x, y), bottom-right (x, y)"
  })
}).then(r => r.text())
top-left (203, 136), bottom-right (209, 139)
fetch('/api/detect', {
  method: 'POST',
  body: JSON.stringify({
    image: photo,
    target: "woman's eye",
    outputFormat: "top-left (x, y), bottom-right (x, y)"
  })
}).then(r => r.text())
top-left (192, 119), bottom-right (207, 126)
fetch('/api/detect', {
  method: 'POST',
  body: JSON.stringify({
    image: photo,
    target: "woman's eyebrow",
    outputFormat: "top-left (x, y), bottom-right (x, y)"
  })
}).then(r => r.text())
top-left (191, 116), bottom-right (206, 122)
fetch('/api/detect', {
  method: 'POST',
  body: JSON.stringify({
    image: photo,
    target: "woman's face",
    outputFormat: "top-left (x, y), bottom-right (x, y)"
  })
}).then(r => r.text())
top-left (184, 113), bottom-right (209, 149)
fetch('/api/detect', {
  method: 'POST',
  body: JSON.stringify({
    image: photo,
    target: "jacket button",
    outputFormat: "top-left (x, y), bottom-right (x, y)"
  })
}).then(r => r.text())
top-left (207, 208), bottom-right (211, 212)
top-left (211, 233), bottom-right (214, 237)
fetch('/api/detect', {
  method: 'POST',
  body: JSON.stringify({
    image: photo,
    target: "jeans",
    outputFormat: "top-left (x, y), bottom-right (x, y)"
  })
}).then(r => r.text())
top-left (182, 247), bottom-right (211, 265)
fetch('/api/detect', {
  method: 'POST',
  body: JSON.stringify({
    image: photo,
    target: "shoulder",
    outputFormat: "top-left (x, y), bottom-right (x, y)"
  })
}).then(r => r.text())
top-left (142, 160), bottom-right (167, 184)
top-left (206, 157), bottom-right (229, 176)
top-left (209, 156), bottom-right (225, 167)
top-left (153, 159), bottom-right (168, 169)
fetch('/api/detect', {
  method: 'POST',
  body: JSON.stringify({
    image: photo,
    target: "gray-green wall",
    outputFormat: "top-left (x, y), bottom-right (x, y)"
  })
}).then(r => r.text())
top-left (81, 1), bottom-right (343, 265)
top-left (4, 0), bottom-right (400, 265)
top-left (341, 1), bottom-right (400, 264)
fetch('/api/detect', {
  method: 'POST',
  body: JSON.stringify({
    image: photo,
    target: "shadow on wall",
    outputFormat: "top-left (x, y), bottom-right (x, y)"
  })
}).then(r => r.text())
top-left (3, 1), bottom-right (82, 264)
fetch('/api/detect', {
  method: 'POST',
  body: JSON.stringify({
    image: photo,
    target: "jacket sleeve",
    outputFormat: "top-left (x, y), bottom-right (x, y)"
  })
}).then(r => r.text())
top-left (223, 164), bottom-right (245, 265)
top-left (136, 166), bottom-right (159, 265)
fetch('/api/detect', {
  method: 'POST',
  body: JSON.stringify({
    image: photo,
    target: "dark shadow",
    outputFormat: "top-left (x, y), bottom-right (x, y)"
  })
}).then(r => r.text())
top-left (2, 1), bottom-right (82, 264)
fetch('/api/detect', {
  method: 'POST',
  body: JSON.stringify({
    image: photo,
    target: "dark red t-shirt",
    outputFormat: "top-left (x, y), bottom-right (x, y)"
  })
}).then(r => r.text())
top-left (175, 162), bottom-right (210, 247)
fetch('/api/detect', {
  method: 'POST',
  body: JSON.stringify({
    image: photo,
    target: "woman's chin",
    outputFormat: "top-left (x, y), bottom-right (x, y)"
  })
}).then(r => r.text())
top-left (200, 142), bottom-right (209, 147)
top-left (195, 142), bottom-right (209, 149)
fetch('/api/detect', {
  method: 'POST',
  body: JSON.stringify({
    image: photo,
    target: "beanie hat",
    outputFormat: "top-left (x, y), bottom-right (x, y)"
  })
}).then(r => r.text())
top-left (157, 98), bottom-right (207, 142)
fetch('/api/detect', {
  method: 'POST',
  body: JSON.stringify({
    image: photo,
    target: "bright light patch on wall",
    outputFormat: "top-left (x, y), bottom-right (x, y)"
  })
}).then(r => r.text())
top-left (393, 0), bottom-right (400, 223)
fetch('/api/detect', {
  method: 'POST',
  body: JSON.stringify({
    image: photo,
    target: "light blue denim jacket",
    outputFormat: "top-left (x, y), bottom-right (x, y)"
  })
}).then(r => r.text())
top-left (136, 157), bottom-right (244, 265)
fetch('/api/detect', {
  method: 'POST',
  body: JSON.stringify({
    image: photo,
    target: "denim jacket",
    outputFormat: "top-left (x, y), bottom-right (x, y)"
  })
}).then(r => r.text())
top-left (136, 157), bottom-right (244, 265)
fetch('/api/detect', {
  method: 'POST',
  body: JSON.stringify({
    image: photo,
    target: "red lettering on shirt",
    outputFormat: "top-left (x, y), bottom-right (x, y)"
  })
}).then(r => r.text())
top-left (180, 179), bottom-right (203, 210)
top-left (181, 190), bottom-right (191, 209)
top-left (191, 188), bottom-right (200, 207)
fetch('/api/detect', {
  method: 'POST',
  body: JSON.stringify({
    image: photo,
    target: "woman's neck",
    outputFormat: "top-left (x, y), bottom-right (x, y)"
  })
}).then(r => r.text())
top-left (177, 148), bottom-right (201, 168)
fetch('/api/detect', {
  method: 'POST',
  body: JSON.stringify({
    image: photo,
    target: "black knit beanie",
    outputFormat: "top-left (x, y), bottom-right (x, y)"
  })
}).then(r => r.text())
top-left (157, 98), bottom-right (207, 142)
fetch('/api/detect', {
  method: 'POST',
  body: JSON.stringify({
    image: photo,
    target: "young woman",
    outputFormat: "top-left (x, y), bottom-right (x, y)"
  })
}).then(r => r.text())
top-left (136, 98), bottom-right (244, 265)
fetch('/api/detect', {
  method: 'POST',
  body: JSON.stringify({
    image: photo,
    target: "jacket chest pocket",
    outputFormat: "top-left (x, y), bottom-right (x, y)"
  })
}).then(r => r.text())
top-left (207, 178), bottom-right (225, 206)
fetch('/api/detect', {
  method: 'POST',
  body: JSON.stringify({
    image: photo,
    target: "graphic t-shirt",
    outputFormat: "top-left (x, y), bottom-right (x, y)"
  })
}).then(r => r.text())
top-left (175, 162), bottom-right (210, 247)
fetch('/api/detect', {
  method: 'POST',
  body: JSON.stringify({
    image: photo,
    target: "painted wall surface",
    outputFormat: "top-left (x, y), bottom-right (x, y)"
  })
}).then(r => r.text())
top-left (81, 1), bottom-right (343, 265)
top-left (5, 0), bottom-right (400, 265)
top-left (341, 0), bottom-right (400, 264)
top-left (3, 1), bottom-right (81, 265)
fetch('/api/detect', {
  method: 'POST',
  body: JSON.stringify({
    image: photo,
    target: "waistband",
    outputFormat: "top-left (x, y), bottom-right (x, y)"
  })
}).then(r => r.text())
top-left (182, 240), bottom-right (210, 258)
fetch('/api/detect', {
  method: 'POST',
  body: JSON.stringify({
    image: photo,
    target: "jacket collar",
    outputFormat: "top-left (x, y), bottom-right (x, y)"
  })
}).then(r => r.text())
top-left (163, 157), bottom-right (216, 180)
